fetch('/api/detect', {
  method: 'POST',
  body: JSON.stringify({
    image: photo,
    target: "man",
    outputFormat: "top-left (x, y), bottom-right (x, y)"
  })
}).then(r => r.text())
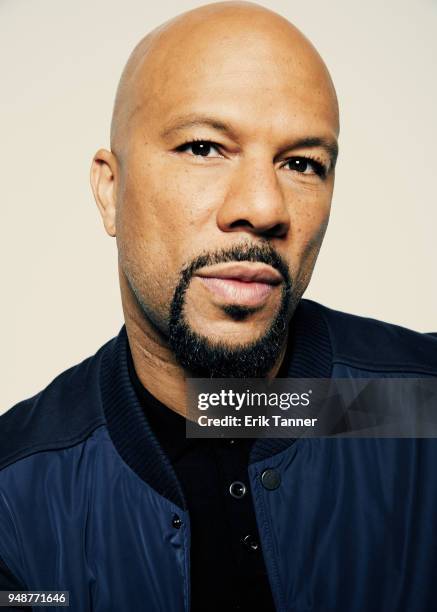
top-left (1, 2), bottom-right (436, 611)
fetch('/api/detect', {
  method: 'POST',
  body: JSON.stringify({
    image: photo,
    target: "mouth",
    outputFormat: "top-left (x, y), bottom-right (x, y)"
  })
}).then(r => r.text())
top-left (194, 262), bottom-right (283, 308)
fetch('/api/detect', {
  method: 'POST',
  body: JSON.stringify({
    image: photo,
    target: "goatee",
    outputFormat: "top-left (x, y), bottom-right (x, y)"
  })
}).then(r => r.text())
top-left (168, 243), bottom-right (294, 378)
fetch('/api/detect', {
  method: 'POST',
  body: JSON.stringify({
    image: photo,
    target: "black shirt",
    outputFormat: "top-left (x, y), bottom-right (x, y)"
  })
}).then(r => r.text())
top-left (127, 349), bottom-right (276, 612)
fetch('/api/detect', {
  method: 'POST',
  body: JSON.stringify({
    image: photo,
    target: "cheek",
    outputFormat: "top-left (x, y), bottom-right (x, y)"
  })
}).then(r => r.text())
top-left (116, 162), bottom-right (210, 316)
top-left (124, 158), bottom-right (207, 243)
top-left (118, 160), bottom-right (180, 251)
top-left (115, 183), bottom-right (176, 313)
top-left (287, 191), bottom-right (331, 282)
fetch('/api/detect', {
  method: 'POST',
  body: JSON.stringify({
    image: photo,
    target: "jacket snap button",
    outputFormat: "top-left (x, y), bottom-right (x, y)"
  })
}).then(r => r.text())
top-left (261, 468), bottom-right (281, 490)
top-left (241, 534), bottom-right (260, 552)
top-left (229, 481), bottom-right (247, 499)
top-left (172, 514), bottom-right (182, 529)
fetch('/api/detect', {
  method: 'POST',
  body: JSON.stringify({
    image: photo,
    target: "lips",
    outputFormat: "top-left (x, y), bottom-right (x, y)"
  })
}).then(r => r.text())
top-left (194, 263), bottom-right (282, 307)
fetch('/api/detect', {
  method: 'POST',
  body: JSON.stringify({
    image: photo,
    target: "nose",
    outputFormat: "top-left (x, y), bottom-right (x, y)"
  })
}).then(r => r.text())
top-left (216, 155), bottom-right (290, 239)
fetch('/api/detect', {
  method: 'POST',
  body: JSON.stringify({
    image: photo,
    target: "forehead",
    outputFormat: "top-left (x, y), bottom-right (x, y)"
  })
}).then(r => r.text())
top-left (131, 26), bottom-right (339, 139)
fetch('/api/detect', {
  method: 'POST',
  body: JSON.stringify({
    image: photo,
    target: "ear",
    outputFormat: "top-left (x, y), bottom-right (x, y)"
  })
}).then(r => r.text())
top-left (90, 148), bottom-right (118, 237)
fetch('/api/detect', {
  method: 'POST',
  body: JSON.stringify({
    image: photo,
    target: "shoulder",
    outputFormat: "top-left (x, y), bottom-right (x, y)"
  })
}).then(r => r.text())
top-left (301, 299), bottom-right (437, 375)
top-left (0, 333), bottom-right (117, 473)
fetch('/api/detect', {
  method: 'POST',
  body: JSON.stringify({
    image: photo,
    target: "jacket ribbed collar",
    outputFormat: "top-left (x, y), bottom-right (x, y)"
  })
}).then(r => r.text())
top-left (101, 299), bottom-right (332, 509)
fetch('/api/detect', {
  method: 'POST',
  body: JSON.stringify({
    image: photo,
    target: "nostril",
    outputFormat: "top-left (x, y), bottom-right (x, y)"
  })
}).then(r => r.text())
top-left (229, 219), bottom-right (254, 229)
top-left (227, 219), bottom-right (287, 238)
top-left (264, 222), bottom-right (288, 238)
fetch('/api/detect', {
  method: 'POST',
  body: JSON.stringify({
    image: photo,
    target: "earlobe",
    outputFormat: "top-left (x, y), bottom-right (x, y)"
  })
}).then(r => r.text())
top-left (90, 148), bottom-right (117, 237)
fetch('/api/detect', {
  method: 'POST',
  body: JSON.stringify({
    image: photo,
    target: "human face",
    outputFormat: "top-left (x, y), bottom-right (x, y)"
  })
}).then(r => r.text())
top-left (113, 24), bottom-right (339, 358)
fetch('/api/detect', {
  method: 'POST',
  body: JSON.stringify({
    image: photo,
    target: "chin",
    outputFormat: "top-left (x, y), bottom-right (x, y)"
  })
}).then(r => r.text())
top-left (168, 313), bottom-right (285, 378)
top-left (192, 319), bottom-right (271, 347)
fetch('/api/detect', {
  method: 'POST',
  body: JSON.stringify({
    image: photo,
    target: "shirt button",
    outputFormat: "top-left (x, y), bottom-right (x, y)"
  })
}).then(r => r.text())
top-left (241, 534), bottom-right (260, 552)
top-left (172, 514), bottom-right (182, 529)
top-left (229, 481), bottom-right (247, 499)
top-left (261, 468), bottom-right (281, 490)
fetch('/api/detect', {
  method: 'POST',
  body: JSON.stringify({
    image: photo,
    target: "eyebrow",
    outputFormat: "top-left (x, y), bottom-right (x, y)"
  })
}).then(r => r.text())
top-left (160, 115), bottom-right (237, 140)
top-left (160, 115), bottom-right (339, 167)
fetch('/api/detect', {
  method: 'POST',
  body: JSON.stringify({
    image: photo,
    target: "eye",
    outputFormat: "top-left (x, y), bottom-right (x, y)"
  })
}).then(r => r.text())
top-left (284, 156), bottom-right (326, 178)
top-left (176, 140), bottom-right (221, 158)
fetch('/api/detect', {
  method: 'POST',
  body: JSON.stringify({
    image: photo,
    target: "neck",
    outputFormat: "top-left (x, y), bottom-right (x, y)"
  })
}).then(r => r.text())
top-left (120, 272), bottom-right (289, 418)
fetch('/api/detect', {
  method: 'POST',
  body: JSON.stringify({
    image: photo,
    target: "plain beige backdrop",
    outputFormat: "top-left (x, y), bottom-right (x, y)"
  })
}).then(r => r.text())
top-left (1, 0), bottom-right (436, 412)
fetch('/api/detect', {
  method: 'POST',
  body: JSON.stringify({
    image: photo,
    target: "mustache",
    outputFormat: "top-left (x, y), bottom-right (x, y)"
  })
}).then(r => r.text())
top-left (179, 243), bottom-right (292, 288)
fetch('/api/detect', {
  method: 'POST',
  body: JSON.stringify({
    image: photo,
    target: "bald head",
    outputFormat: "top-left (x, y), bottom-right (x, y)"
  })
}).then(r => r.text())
top-left (110, 1), bottom-right (339, 156)
top-left (91, 0), bottom-right (340, 379)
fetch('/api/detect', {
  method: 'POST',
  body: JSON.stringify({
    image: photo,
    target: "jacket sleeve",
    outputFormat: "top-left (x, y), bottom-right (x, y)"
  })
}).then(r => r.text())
top-left (0, 553), bottom-right (27, 610)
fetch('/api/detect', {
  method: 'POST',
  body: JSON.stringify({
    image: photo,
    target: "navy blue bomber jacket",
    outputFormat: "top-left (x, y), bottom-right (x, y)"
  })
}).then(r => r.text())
top-left (1, 299), bottom-right (437, 612)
